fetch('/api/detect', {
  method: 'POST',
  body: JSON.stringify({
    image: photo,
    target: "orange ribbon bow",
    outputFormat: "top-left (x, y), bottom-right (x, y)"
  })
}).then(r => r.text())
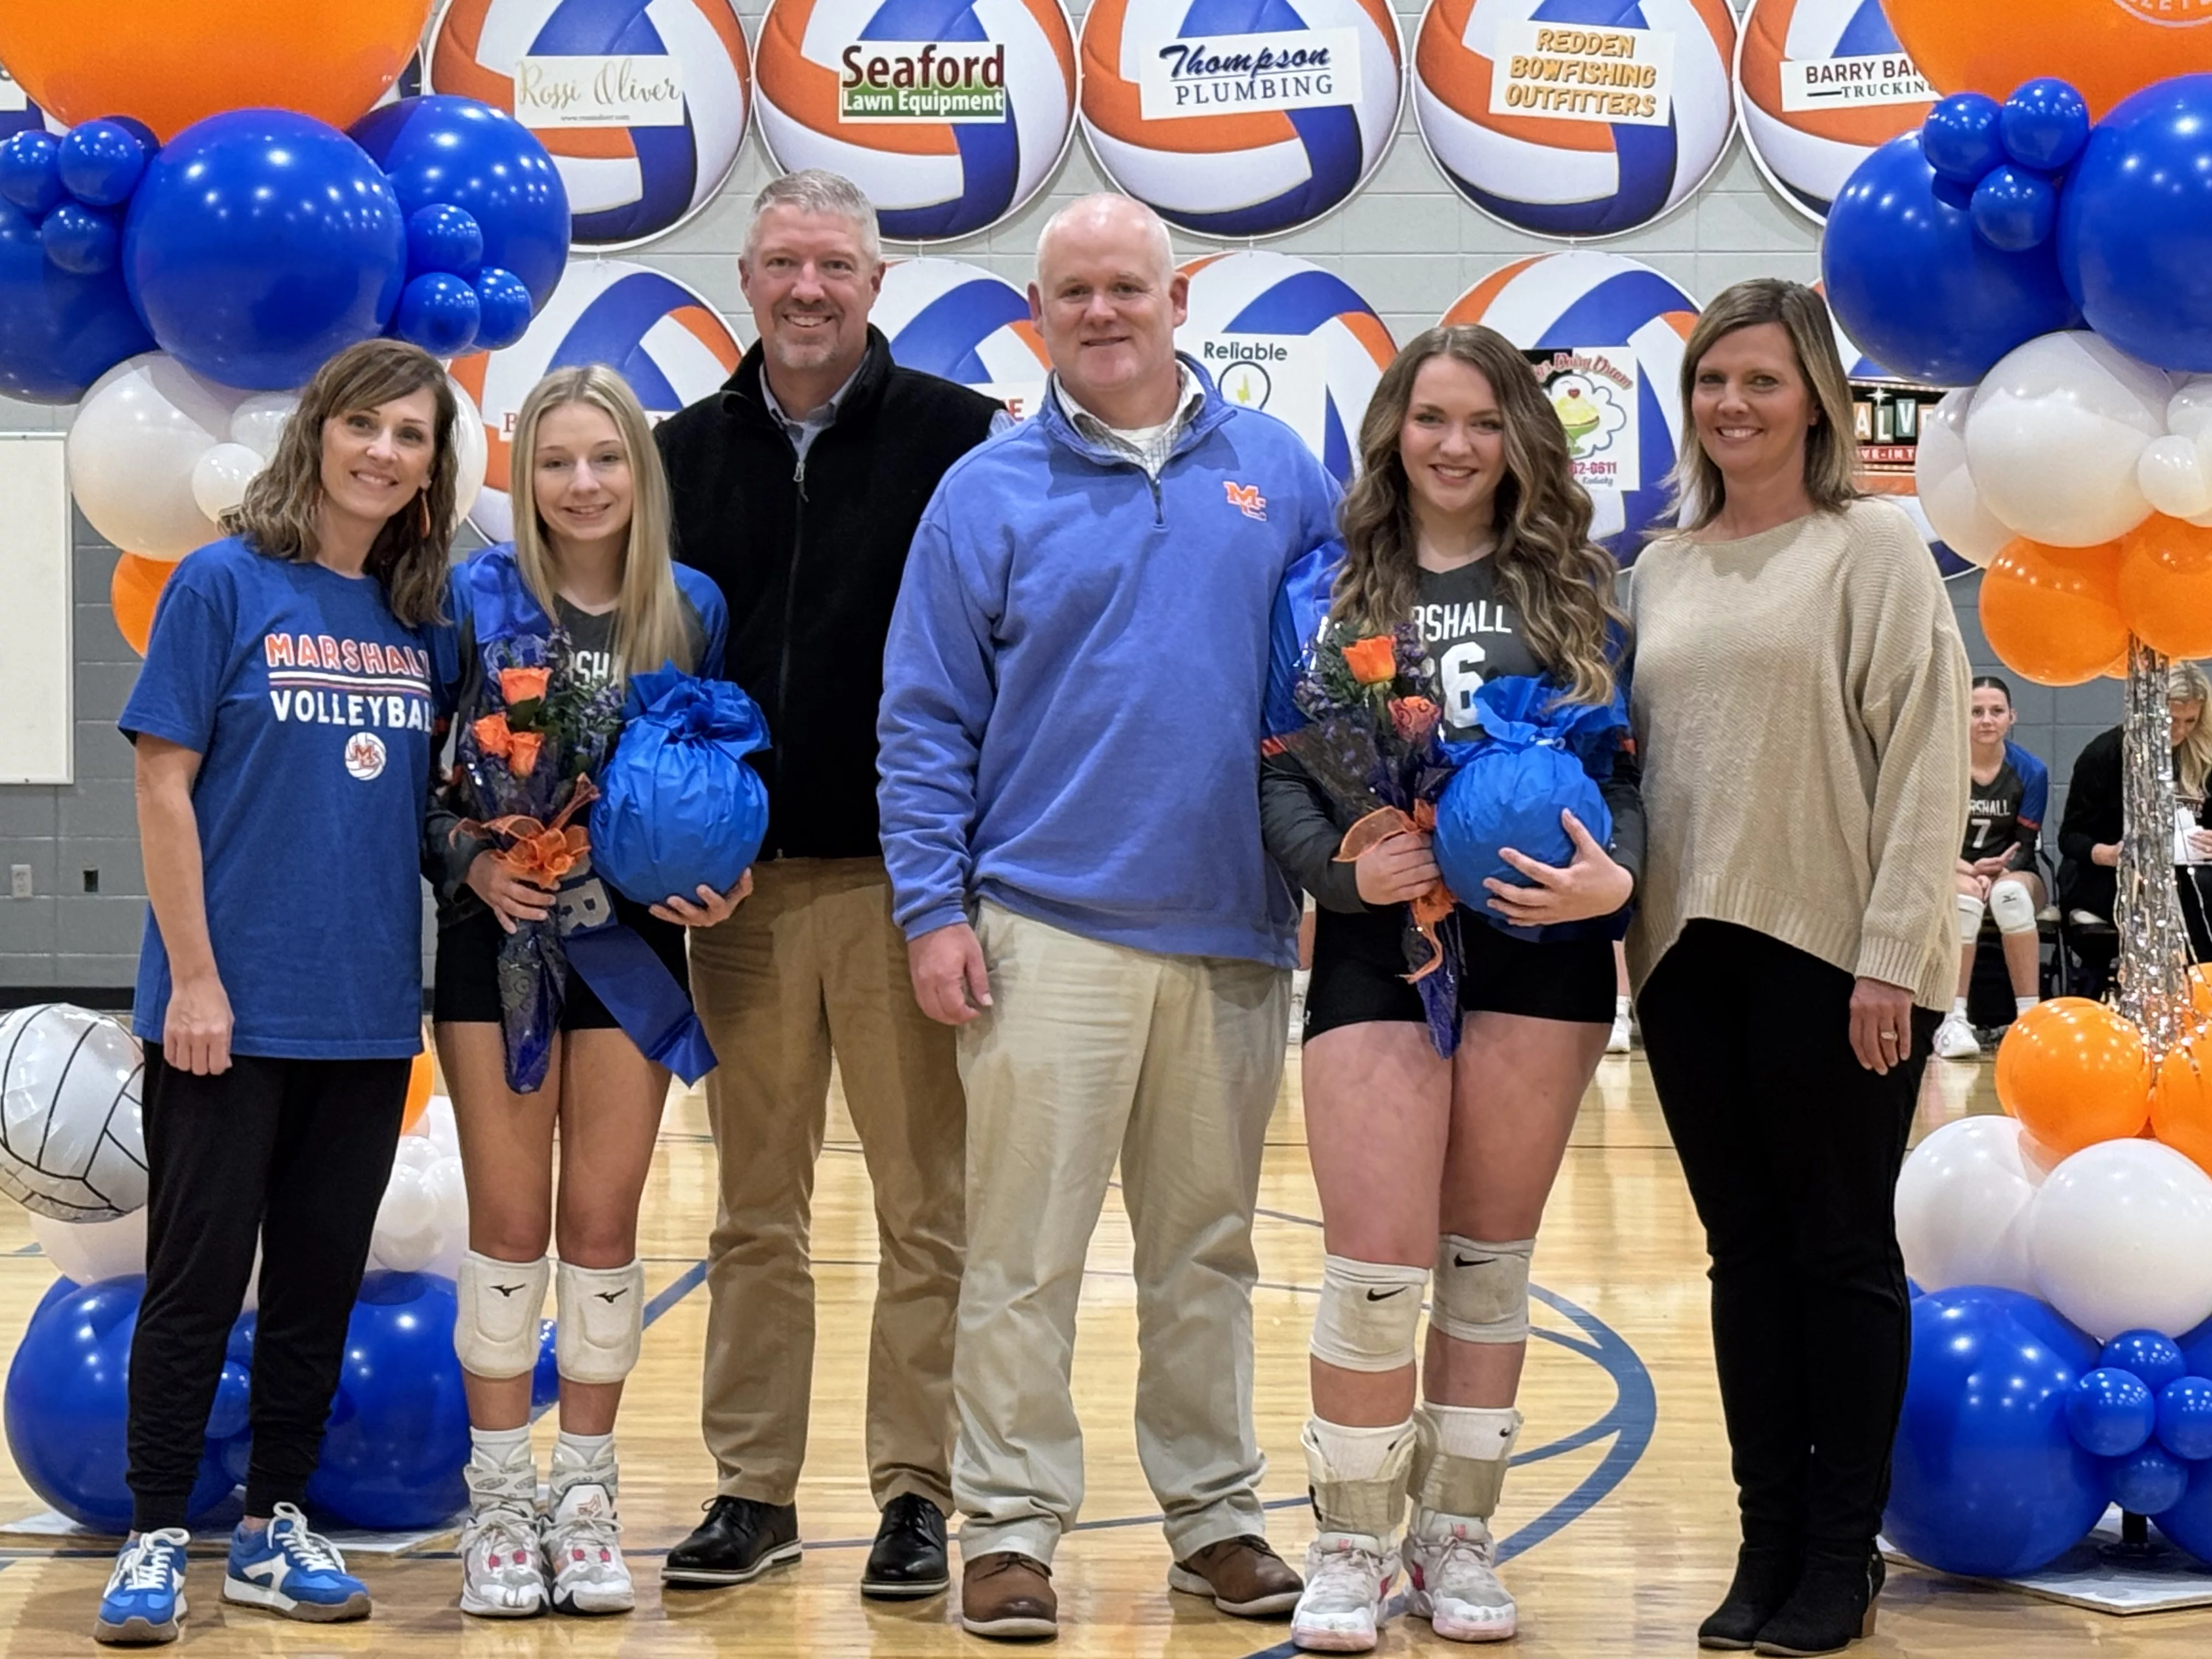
top-left (454, 776), bottom-right (600, 888)
top-left (1334, 802), bottom-right (1457, 983)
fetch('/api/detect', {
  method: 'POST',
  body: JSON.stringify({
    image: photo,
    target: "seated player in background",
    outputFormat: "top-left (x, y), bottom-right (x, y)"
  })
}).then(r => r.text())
top-left (1931, 676), bottom-right (2047, 1060)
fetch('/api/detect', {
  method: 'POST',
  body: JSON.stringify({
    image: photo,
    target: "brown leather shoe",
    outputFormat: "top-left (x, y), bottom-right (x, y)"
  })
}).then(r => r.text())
top-left (1167, 1534), bottom-right (1304, 1617)
top-left (960, 1551), bottom-right (1058, 1640)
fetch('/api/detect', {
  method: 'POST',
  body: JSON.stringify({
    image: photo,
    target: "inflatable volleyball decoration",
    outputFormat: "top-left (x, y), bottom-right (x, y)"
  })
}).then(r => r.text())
top-left (430, 0), bottom-right (753, 249)
top-left (874, 257), bottom-right (1050, 418)
top-left (1177, 250), bottom-right (1394, 484)
top-left (1413, 0), bottom-right (1737, 239)
top-left (754, 0), bottom-right (1077, 241)
top-left (1079, 0), bottom-right (1402, 238)
top-left (1735, 0), bottom-right (1934, 223)
top-left (0, 1004), bottom-right (146, 1224)
top-left (1443, 251), bottom-right (1697, 558)
top-left (452, 259), bottom-right (742, 539)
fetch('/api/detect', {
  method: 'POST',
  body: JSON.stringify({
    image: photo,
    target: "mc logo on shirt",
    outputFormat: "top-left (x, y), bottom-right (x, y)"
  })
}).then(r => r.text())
top-left (1224, 481), bottom-right (1267, 521)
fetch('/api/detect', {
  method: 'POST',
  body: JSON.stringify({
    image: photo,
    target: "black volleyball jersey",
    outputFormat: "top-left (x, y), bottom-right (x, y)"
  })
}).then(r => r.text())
top-left (1963, 742), bottom-right (2049, 866)
top-left (1415, 558), bottom-right (1545, 740)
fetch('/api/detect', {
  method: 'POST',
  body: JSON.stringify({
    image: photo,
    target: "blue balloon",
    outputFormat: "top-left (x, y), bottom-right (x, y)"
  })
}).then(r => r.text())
top-left (349, 98), bottom-right (568, 311)
top-left (1884, 1287), bottom-right (2107, 1578)
top-left (2001, 78), bottom-right (2091, 173)
top-left (2103, 1330), bottom-right (2187, 1392)
top-left (532, 1318), bottom-right (560, 1413)
top-left (472, 267), bottom-right (534, 352)
top-left (2068, 1367), bottom-right (2156, 1457)
top-left (57, 120), bottom-right (148, 208)
top-left (2110, 1444), bottom-right (2189, 1515)
top-left (41, 201), bottom-right (118, 275)
top-left (2155, 1457), bottom-right (2212, 1562)
top-left (407, 203), bottom-right (484, 280)
top-left (395, 272), bottom-right (481, 357)
top-left (2, 1277), bottom-right (235, 1530)
top-left (1923, 92), bottom-right (2006, 185)
top-left (304, 1271), bottom-right (469, 1531)
top-left (1972, 166), bottom-right (2057, 253)
top-left (0, 130), bottom-right (64, 215)
top-left (2161, 1376), bottom-right (2212, 1461)
top-left (0, 201), bottom-right (154, 403)
top-left (2059, 74), bottom-right (2212, 370)
top-left (1824, 133), bottom-right (2077, 387)
top-left (123, 109), bottom-right (406, 391)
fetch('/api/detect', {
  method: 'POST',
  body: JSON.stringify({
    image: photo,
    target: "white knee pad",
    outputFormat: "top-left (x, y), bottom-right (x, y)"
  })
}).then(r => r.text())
top-left (1956, 890), bottom-right (1987, 945)
top-left (1989, 879), bottom-right (2038, 935)
top-left (1431, 1237), bottom-right (1534, 1345)
top-left (555, 1257), bottom-right (645, 1385)
top-left (455, 1251), bottom-right (550, 1380)
top-left (1310, 1255), bottom-right (1429, 1373)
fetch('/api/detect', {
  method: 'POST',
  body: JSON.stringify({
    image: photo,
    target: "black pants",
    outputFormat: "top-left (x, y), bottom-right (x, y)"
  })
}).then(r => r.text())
top-left (128, 1051), bottom-right (407, 1530)
top-left (1638, 921), bottom-right (1938, 1556)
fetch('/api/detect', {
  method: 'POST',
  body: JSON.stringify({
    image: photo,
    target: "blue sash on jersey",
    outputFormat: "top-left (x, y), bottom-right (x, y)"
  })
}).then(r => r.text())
top-left (461, 551), bottom-right (716, 1085)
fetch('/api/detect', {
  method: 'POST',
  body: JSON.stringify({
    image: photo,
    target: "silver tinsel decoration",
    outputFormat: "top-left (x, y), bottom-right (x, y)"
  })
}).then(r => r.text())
top-left (2115, 637), bottom-right (2195, 1059)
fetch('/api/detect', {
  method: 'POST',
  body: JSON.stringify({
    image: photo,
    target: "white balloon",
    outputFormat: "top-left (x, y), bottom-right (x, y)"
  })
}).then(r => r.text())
top-left (1914, 388), bottom-right (2013, 567)
top-left (369, 1161), bottom-right (442, 1274)
top-left (448, 377), bottom-right (488, 527)
top-left (189, 442), bottom-right (266, 522)
top-left (1967, 331), bottom-right (2169, 547)
top-left (1895, 1115), bottom-right (2045, 1294)
top-left (425, 1155), bottom-right (470, 1282)
top-left (2171, 377), bottom-right (2212, 442)
top-left (2141, 436), bottom-right (2212, 521)
top-left (67, 353), bottom-right (246, 560)
top-left (2029, 1139), bottom-right (2212, 1340)
top-left (29, 1207), bottom-right (145, 1285)
top-left (418, 1094), bottom-right (461, 1161)
top-left (227, 393), bottom-right (298, 460)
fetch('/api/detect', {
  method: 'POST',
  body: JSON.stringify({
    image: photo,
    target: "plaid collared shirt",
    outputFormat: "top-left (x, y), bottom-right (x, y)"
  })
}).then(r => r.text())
top-left (1054, 366), bottom-right (1206, 478)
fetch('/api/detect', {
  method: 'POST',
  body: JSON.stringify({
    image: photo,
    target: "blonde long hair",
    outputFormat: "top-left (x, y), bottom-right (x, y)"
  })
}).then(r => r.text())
top-left (2175, 661), bottom-right (2212, 800)
top-left (1665, 279), bottom-right (1862, 533)
top-left (223, 339), bottom-right (457, 628)
top-left (506, 365), bottom-right (694, 680)
top-left (1333, 325), bottom-right (1624, 705)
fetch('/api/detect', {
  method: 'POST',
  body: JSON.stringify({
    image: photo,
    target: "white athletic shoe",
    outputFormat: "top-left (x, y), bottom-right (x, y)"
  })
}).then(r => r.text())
top-left (543, 1479), bottom-right (631, 1615)
top-left (1291, 1531), bottom-right (1396, 1652)
top-left (1606, 1011), bottom-right (1632, 1054)
top-left (459, 1454), bottom-right (545, 1619)
top-left (1932, 1013), bottom-right (1982, 1060)
top-left (1404, 1514), bottom-right (1516, 1642)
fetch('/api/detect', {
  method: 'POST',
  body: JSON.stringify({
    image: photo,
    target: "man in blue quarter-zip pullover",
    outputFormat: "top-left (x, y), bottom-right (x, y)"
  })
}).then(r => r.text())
top-left (877, 194), bottom-right (1341, 1643)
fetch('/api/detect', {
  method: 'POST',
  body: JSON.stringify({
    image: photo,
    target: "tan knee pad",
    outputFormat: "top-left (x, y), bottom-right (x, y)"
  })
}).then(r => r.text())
top-left (455, 1251), bottom-right (550, 1380)
top-left (1310, 1255), bottom-right (1429, 1373)
top-left (1989, 878), bottom-right (2038, 934)
top-left (555, 1258), bottom-right (645, 1385)
top-left (1957, 890), bottom-right (1987, 945)
top-left (1430, 1237), bottom-right (1533, 1345)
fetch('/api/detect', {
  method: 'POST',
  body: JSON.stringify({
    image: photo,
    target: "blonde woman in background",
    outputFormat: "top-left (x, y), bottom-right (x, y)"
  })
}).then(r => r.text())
top-left (426, 366), bottom-right (740, 1620)
top-left (1627, 279), bottom-right (1968, 1656)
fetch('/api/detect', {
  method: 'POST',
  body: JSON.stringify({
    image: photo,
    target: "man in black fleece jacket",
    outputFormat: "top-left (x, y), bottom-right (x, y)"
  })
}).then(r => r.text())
top-left (654, 171), bottom-right (1004, 1604)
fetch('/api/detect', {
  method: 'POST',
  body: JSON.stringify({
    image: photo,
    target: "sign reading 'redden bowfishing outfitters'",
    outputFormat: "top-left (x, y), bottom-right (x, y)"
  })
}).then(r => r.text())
top-left (1485, 20), bottom-right (1677, 126)
top-left (839, 41), bottom-right (1009, 120)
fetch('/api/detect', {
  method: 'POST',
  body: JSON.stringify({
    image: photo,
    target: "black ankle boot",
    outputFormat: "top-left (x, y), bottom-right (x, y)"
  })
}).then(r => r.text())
top-left (1697, 1545), bottom-right (1803, 1650)
top-left (1751, 1549), bottom-right (1883, 1657)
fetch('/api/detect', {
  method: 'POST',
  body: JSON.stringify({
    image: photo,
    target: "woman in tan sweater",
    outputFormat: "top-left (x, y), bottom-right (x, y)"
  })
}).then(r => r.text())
top-left (1628, 280), bottom-right (1968, 1657)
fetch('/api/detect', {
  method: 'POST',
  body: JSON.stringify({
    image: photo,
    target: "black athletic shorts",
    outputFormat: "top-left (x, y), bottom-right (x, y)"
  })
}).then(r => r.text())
top-left (1302, 901), bottom-right (1616, 1040)
top-left (433, 889), bottom-right (692, 1030)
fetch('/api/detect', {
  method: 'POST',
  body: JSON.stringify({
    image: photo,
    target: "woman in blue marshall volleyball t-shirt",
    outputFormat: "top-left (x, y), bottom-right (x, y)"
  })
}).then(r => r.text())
top-left (98, 341), bottom-right (461, 1647)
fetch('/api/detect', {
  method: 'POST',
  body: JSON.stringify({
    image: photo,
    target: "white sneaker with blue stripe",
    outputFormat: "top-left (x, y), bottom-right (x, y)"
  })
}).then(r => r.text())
top-left (95, 1528), bottom-right (189, 1645)
top-left (221, 1504), bottom-right (371, 1622)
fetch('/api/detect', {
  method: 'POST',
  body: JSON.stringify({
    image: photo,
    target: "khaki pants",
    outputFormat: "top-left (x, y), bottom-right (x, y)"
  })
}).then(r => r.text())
top-left (952, 901), bottom-right (1290, 1564)
top-left (689, 858), bottom-right (966, 1511)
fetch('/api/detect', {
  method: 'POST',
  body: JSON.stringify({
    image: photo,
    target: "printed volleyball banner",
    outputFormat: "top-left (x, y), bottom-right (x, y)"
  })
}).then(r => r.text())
top-left (1522, 347), bottom-right (1639, 494)
top-left (837, 41), bottom-right (1008, 120)
top-left (1486, 20), bottom-right (1676, 126)
top-left (1134, 29), bottom-right (1363, 118)
top-left (1192, 335), bottom-right (1329, 442)
top-left (1775, 50), bottom-right (1929, 111)
top-left (511, 55), bottom-right (690, 126)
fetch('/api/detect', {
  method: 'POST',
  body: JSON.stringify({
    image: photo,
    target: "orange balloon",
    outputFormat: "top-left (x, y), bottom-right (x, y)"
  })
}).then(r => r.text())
top-left (2119, 515), bottom-right (2212, 662)
top-left (0, 2), bottom-right (431, 140)
top-left (401, 1051), bottom-right (434, 1134)
top-left (110, 554), bottom-right (176, 657)
top-left (1978, 536), bottom-right (2128, 687)
top-left (2155, 1038), bottom-right (2212, 1178)
top-left (1883, 0), bottom-right (2212, 119)
top-left (1993, 996), bottom-right (2152, 1155)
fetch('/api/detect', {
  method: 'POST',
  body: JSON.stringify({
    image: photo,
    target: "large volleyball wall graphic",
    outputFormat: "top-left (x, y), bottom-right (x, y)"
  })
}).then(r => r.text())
top-left (430, 0), bottom-right (754, 249)
top-left (1413, 0), bottom-right (1737, 240)
top-left (754, 0), bottom-right (1078, 242)
top-left (452, 259), bottom-right (742, 539)
top-left (1177, 250), bottom-right (1394, 484)
top-left (1443, 250), bottom-right (1697, 557)
top-left (875, 256), bottom-right (1050, 417)
top-left (1079, 0), bottom-right (1402, 238)
top-left (1735, 0), bottom-right (1934, 224)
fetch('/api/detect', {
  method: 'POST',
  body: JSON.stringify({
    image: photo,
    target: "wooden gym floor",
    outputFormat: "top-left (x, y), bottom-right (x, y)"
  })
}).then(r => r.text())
top-left (0, 1039), bottom-right (2204, 1655)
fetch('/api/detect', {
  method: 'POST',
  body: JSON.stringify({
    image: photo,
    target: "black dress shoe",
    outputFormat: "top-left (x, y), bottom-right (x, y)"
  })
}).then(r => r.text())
top-left (862, 1494), bottom-right (950, 1599)
top-left (1753, 1549), bottom-right (1883, 1657)
top-left (661, 1496), bottom-right (802, 1587)
top-left (1699, 1545), bottom-right (1803, 1650)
